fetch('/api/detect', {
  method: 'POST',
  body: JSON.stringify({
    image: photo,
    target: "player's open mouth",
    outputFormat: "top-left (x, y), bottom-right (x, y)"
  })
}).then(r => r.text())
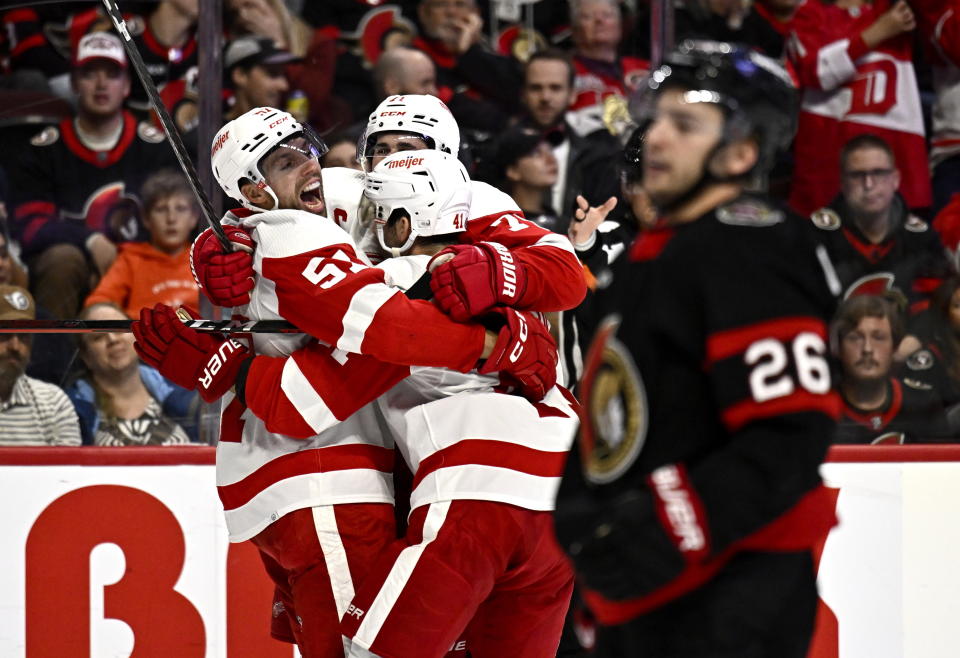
top-left (300, 180), bottom-right (324, 212)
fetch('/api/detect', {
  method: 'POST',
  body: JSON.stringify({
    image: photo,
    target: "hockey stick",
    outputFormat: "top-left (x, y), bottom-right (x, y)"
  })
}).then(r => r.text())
top-left (99, 0), bottom-right (231, 251)
top-left (0, 319), bottom-right (301, 334)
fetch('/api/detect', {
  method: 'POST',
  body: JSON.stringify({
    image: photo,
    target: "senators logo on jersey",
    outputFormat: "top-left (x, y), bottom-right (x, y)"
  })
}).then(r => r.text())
top-left (578, 317), bottom-right (648, 486)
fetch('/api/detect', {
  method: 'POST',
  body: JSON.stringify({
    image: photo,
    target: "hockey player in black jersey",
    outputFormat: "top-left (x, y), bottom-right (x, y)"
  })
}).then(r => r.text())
top-left (554, 41), bottom-right (843, 657)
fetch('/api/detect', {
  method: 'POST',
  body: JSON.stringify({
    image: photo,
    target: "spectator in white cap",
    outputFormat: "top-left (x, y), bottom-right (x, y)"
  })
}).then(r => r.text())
top-left (0, 284), bottom-right (82, 446)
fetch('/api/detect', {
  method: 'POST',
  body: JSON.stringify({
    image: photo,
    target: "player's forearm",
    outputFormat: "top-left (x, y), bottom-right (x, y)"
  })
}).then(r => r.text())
top-left (513, 245), bottom-right (588, 311)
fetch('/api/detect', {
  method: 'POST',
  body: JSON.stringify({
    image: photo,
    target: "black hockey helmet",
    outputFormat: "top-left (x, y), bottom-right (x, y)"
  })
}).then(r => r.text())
top-left (621, 123), bottom-right (646, 187)
top-left (633, 40), bottom-right (799, 175)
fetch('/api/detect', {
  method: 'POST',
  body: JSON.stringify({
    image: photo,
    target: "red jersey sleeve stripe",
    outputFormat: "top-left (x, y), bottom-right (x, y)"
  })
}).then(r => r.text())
top-left (218, 445), bottom-right (395, 510)
top-left (411, 439), bottom-right (568, 489)
top-left (706, 317), bottom-right (827, 365)
top-left (722, 390), bottom-right (843, 432)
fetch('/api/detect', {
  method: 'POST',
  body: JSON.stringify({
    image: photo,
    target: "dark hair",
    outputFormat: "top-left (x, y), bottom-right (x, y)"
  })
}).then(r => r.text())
top-left (141, 169), bottom-right (197, 215)
top-left (839, 133), bottom-right (895, 172)
top-left (832, 293), bottom-right (905, 350)
top-left (524, 49), bottom-right (576, 89)
top-left (930, 276), bottom-right (960, 381)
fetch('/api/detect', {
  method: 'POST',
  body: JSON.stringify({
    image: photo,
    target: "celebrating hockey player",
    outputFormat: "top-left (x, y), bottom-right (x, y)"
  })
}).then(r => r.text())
top-left (132, 107), bottom-right (559, 657)
top-left (190, 94), bottom-right (586, 324)
top-left (554, 41), bottom-right (843, 657)
top-left (164, 149), bottom-right (580, 657)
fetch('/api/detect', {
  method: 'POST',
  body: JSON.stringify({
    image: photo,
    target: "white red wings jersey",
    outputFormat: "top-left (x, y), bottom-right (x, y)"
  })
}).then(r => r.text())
top-left (213, 209), bottom-right (483, 542)
top-left (223, 216), bottom-right (579, 514)
top-left (320, 166), bottom-right (586, 312)
top-left (913, 0), bottom-right (960, 167)
top-left (787, 0), bottom-right (930, 213)
top-left (378, 378), bottom-right (579, 513)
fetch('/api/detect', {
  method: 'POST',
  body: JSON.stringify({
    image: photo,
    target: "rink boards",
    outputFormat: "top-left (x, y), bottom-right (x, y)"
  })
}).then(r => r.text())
top-left (0, 445), bottom-right (958, 658)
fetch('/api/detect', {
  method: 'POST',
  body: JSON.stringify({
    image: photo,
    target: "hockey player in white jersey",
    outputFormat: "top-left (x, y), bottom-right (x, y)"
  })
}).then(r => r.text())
top-left (176, 150), bottom-right (580, 658)
top-left (132, 108), bottom-right (559, 658)
top-left (191, 95), bottom-right (587, 326)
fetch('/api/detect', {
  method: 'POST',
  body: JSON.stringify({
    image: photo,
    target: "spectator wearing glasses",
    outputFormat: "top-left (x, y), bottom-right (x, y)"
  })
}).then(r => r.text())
top-left (832, 293), bottom-right (953, 444)
top-left (809, 134), bottom-right (951, 313)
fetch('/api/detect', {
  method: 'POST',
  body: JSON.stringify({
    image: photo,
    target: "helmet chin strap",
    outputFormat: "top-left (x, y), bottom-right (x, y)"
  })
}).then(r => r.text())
top-left (376, 224), bottom-right (416, 258)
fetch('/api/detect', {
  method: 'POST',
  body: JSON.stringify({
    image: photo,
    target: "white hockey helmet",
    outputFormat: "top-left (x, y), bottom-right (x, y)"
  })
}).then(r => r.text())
top-left (359, 94), bottom-right (461, 171)
top-left (365, 150), bottom-right (472, 255)
top-left (211, 106), bottom-right (328, 212)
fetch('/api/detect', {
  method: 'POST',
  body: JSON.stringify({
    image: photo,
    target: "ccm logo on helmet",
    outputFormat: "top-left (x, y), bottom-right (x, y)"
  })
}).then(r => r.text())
top-left (379, 111), bottom-right (406, 117)
top-left (268, 115), bottom-right (290, 129)
top-left (211, 131), bottom-right (229, 157)
top-left (385, 156), bottom-right (424, 169)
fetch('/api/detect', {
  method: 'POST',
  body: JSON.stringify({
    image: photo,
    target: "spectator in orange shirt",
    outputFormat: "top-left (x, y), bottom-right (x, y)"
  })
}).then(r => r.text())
top-left (84, 169), bottom-right (199, 318)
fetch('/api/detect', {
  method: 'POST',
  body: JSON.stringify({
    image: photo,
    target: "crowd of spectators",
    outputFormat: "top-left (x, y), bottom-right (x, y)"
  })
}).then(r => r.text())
top-left (1, 0), bottom-right (960, 446)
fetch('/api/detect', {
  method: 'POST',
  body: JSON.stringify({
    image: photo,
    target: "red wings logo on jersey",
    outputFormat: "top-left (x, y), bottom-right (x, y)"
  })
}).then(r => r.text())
top-left (848, 60), bottom-right (898, 116)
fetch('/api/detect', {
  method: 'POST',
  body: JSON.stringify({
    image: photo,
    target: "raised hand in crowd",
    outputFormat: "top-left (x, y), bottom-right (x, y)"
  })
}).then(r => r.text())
top-left (229, 0), bottom-right (288, 49)
top-left (862, 0), bottom-right (916, 47)
top-left (445, 10), bottom-right (483, 55)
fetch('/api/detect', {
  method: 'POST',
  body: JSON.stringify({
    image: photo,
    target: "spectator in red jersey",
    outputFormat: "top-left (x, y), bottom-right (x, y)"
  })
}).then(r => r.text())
top-left (932, 193), bottom-right (960, 270)
top-left (911, 0), bottom-right (960, 214)
top-left (807, 134), bottom-right (950, 313)
top-left (787, 0), bottom-right (931, 216)
top-left (84, 169), bottom-right (200, 319)
top-left (8, 32), bottom-right (177, 319)
top-left (832, 293), bottom-right (952, 444)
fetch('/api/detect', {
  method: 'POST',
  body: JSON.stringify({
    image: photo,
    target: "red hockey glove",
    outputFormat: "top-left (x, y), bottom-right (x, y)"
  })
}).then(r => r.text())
top-left (478, 308), bottom-right (557, 400)
top-left (132, 304), bottom-right (250, 403)
top-left (190, 225), bottom-right (256, 307)
top-left (429, 242), bottom-right (529, 321)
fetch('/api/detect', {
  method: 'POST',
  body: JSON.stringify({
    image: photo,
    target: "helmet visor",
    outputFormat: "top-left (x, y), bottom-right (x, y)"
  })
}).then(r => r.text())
top-left (359, 131), bottom-right (437, 172)
top-left (258, 128), bottom-right (329, 176)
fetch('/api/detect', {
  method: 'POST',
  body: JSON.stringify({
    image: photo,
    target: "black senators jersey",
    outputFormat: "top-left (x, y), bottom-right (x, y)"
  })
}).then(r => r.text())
top-left (810, 196), bottom-right (951, 311)
top-left (555, 195), bottom-right (841, 622)
top-left (10, 111), bottom-right (177, 257)
top-left (833, 377), bottom-right (953, 444)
